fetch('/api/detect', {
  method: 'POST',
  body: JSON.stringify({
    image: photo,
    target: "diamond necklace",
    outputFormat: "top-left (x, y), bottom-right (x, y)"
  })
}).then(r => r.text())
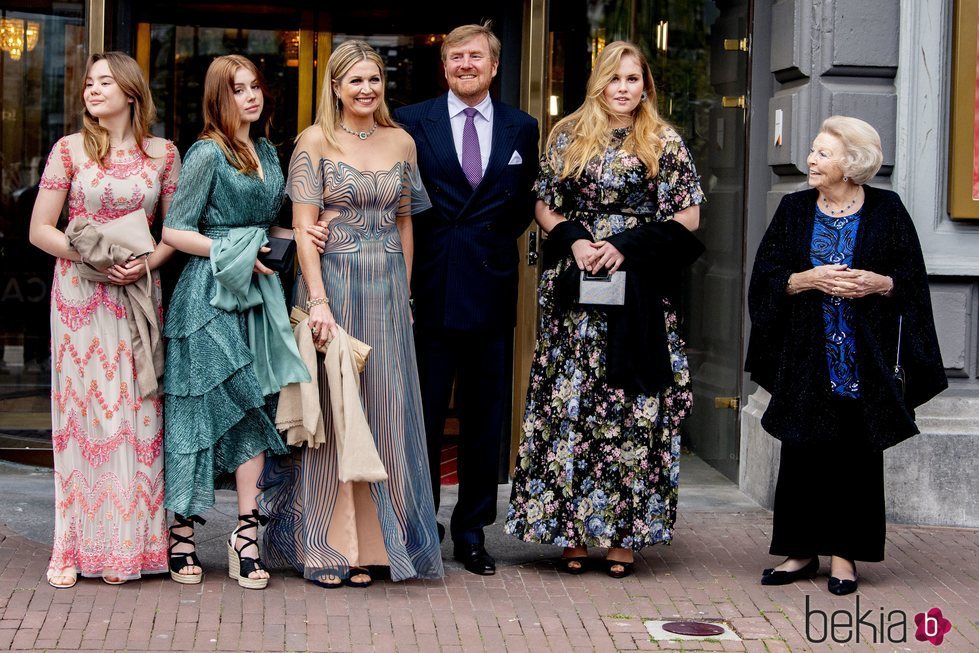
top-left (339, 121), bottom-right (377, 140)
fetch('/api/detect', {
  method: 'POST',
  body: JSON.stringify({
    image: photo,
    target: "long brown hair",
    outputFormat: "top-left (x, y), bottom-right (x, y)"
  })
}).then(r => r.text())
top-left (311, 40), bottom-right (397, 152)
top-left (81, 52), bottom-right (156, 165)
top-left (548, 41), bottom-right (671, 180)
top-left (200, 54), bottom-right (274, 174)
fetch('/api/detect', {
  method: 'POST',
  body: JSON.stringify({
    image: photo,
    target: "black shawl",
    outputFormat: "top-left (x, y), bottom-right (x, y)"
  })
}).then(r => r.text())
top-left (744, 186), bottom-right (947, 450)
top-left (546, 218), bottom-right (705, 394)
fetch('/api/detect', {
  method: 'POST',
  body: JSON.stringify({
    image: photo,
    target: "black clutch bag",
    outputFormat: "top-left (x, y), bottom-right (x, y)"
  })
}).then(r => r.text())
top-left (258, 227), bottom-right (296, 273)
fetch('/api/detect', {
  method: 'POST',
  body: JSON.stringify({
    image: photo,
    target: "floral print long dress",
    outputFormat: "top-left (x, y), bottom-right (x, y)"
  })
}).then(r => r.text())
top-left (504, 125), bottom-right (704, 551)
top-left (40, 134), bottom-right (179, 580)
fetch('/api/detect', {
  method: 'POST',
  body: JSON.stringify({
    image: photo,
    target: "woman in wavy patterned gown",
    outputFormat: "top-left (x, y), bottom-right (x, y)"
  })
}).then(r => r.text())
top-left (260, 40), bottom-right (442, 587)
top-left (29, 52), bottom-right (179, 587)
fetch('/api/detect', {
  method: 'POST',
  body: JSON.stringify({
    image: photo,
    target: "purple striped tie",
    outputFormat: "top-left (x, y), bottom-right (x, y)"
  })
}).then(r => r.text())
top-left (461, 107), bottom-right (482, 189)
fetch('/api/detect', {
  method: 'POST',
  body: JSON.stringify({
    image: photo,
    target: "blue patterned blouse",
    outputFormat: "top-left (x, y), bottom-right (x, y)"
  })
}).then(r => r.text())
top-left (811, 206), bottom-right (862, 398)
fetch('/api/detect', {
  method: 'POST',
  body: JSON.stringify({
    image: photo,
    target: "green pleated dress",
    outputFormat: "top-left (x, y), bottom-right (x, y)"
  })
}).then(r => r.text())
top-left (163, 139), bottom-right (290, 517)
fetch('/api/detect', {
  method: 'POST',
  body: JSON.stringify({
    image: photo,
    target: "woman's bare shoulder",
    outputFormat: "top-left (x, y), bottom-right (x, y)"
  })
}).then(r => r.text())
top-left (295, 125), bottom-right (329, 150)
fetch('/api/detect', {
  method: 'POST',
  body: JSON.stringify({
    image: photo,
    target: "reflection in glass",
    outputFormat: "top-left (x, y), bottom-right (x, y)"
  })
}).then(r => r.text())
top-left (0, 7), bottom-right (86, 441)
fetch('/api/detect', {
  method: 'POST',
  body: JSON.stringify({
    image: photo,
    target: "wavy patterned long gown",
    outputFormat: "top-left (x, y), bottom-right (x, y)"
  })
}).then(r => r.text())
top-left (40, 134), bottom-right (179, 580)
top-left (260, 128), bottom-right (443, 582)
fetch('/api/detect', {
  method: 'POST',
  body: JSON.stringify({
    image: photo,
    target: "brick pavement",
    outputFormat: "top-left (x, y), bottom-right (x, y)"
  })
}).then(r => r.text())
top-left (1, 507), bottom-right (976, 652)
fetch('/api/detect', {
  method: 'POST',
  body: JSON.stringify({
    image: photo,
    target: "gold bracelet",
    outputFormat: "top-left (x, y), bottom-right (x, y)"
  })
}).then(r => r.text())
top-left (306, 297), bottom-right (329, 310)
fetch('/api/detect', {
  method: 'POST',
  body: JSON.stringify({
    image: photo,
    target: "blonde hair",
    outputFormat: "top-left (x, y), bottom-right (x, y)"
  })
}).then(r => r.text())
top-left (199, 54), bottom-right (273, 175)
top-left (820, 115), bottom-right (883, 185)
top-left (311, 40), bottom-right (397, 152)
top-left (441, 22), bottom-right (501, 62)
top-left (547, 41), bottom-right (671, 180)
top-left (81, 52), bottom-right (155, 165)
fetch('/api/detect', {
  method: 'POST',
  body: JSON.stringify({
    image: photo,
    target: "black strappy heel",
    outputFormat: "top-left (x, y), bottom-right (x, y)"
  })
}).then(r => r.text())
top-left (228, 509), bottom-right (270, 590)
top-left (169, 514), bottom-right (205, 584)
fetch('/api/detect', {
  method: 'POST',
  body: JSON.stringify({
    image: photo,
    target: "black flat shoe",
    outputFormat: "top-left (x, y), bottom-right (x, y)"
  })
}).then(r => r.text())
top-left (827, 576), bottom-right (858, 595)
top-left (560, 556), bottom-right (589, 575)
top-left (453, 542), bottom-right (496, 575)
top-left (761, 557), bottom-right (818, 586)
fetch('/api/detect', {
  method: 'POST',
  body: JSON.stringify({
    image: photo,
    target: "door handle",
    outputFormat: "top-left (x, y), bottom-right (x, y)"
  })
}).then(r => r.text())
top-left (713, 396), bottom-right (740, 410)
top-left (721, 95), bottom-right (746, 109)
top-left (527, 230), bottom-right (539, 265)
top-left (723, 38), bottom-right (748, 52)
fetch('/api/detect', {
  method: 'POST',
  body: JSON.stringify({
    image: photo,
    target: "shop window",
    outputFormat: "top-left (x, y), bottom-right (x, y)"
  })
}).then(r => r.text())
top-left (1, 4), bottom-right (85, 450)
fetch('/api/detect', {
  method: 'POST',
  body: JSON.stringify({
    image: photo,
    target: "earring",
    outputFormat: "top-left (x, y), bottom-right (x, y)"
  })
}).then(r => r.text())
top-left (843, 176), bottom-right (849, 182)
top-left (641, 91), bottom-right (648, 102)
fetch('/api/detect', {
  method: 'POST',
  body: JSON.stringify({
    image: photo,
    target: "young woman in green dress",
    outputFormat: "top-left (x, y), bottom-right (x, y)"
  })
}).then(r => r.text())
top-left (161, 55), bottom-right (309, 589)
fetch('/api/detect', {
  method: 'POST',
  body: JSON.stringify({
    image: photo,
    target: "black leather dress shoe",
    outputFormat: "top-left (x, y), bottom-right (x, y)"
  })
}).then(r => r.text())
top-left (760, 557), bottom-right (819, 585)
top-left (453, 542), bottom-right (496, 575)
top-left (827, 576), bottom-right (858, 595)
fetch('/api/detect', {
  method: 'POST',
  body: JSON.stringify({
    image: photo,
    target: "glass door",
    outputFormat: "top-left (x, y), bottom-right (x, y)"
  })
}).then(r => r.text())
top-left (0, 4), bottom-right (87, 461)
top-left (677, 0), bottom-right (751, 481)
top-left (542, 0), bottom-right (751, 481)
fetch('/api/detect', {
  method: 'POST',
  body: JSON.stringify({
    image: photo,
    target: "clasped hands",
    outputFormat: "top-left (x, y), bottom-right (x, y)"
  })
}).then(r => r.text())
top-left (794, 264), bottom-right (892, 298)
top-left (571, 239), bottom-right (624, 274)
top-left (104, 255), bottom-right (148, 286)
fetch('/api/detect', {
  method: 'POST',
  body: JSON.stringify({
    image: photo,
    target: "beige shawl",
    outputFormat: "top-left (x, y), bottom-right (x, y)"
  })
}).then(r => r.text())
top-left (277, 316), bottom-right (387, 482)
top-left (64, 217), bottom-right (162, 398)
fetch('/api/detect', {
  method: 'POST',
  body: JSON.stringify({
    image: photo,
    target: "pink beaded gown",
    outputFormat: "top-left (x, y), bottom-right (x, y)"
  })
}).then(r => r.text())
top-left (39, 134), bottom-right (180, 581)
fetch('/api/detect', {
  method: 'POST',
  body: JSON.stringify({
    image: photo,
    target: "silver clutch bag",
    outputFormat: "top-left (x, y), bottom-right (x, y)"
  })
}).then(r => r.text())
top-left (578, 270), bottom-right (626, 306)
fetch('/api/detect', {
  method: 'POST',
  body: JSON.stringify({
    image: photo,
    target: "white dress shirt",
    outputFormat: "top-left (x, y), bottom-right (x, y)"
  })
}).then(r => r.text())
top-left (447, 91), bottom-right (493, 175)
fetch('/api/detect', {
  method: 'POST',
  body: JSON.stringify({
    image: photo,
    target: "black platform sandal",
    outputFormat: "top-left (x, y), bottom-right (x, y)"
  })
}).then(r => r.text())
top-left (560, 556), bottom-right (589, 575)
top-left (169, 514), bottom-right (205, 585)
top-left (228, 509), bottom-right (270, 590)
top-left (605, 559), bottom-right (635, 579)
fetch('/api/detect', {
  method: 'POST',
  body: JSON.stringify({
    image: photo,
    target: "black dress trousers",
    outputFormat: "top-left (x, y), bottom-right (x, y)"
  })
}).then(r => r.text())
top-left (769, 400), bottom-right (886, 562)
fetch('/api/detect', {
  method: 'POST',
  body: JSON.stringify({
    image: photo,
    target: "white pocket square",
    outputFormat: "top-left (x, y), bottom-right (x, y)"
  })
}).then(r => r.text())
top-left (508, 150), bottom-right (523, 165)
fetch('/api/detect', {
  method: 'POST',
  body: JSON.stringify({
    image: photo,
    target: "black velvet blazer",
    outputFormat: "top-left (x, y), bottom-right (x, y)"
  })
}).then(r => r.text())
top-left (744, 186), bottom-right (947, 450)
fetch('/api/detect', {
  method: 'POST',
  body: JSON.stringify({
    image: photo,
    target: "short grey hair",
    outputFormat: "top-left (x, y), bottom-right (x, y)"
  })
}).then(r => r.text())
top-left (819, 115), bottom-right (883, 185)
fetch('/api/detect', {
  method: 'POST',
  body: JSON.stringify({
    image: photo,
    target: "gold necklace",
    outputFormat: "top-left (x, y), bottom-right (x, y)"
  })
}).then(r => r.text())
top-left (339, 122), bottom-right (377, 140)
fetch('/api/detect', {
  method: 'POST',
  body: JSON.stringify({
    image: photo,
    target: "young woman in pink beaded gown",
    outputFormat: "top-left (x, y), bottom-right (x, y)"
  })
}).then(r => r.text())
top-left (28, 52), bottom-right (180, 587)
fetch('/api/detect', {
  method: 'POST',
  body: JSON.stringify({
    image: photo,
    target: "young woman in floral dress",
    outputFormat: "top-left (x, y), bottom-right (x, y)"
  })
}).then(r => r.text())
top-left (29, 52), bottom-right (179, 587)
top-left (504, 41), bottom-right (704, 578)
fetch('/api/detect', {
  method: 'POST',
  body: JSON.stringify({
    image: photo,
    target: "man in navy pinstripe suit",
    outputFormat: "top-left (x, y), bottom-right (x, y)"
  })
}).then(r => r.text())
top-left (394, 22), bottom-right (539, 575)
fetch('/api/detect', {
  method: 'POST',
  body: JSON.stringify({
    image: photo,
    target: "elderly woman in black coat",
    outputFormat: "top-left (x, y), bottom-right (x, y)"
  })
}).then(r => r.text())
top-left (745, 115), bottom-right (946, 595)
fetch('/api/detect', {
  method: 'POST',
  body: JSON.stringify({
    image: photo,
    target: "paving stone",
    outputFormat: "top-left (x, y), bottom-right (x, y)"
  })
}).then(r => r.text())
top-left (0, 468), bottom-right (972, 652)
